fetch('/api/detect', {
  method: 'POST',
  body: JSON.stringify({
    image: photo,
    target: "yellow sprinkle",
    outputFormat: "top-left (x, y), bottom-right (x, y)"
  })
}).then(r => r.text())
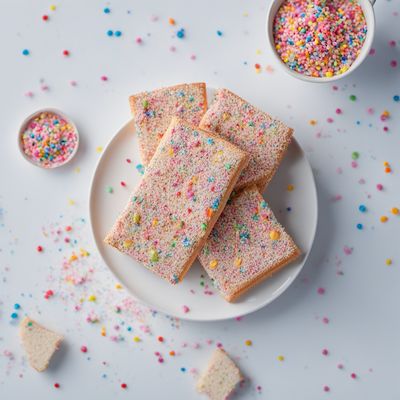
top-left (152, 218), bottom-right (159, 227)
top-left (101, 327), bottom-right (106, 337)
top-left (96, 146), bottom-right (103, 153)
top-left (243, 12), bottom-right (249, 17)
top-left (80, 248), bottom-right (90, 257)
top-left (222, 112), bottom-right (231, 121)
top-left (149, 249), bottom-right (159, 262)
top-left (115, 283), bottom-right (123, 289)
top-left (168, 147), bottom-right (174, 156)
top-left (209, 260), bottom-right (218, 270)
top-left (269, 230), bottom-right (281, 240)
top-left (68, 198), bottom-right (75, 206)
top-left (325, 71), bottom-right (333, 78)
top-left (287, 184), bottom-right (294, 192)
top-left (391, 207), bottom-right (399, 215)
top-left (380, 216), bottom-right (388, 223)
top-left (74, 167), bottom-right (81, 173)
top-left (50, 5), bottom-right (56, 11)
top-left (386, 258), bottom-right (392, 266)
top-left (245, 340), bottom-right (252, 346)
top-left (133, 336), bottom-right (141, 342)
top-left (277, 355), bottom-right (285, 361)
top-left (256, 49), bottom-right (262, 55)
top-left (88, 295), bottom-right (96, 302)
top-left (123, 239), bottom-right (133, 249)
top-left (234, 257), bottom-right (242, 267)
top-left (383, 161), bottom-right (390, 167)
top-left (133, 212), bottom-right (141, 225)
top-left (309, 119), bottom-right (317, 126)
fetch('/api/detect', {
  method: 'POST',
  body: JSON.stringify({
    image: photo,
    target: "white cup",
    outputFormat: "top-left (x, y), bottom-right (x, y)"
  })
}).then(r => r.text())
top-left (265, 0), bottom-right (376, 82)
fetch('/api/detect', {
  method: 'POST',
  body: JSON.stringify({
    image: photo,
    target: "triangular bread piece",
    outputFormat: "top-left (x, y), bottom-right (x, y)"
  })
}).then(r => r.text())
top-left (197, 348), bottom-right (243, 400)
top-left (20, 316), bottom-right (63, 372)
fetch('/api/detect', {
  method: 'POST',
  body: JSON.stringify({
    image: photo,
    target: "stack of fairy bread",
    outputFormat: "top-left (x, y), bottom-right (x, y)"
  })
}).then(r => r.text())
top-left (105, 83), bottom-right (301, 302)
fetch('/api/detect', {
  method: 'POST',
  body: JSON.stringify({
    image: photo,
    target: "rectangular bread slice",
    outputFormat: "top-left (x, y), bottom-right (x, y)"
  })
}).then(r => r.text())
top-left (199, 186), bottom-right (301, 301)
top-left (105, 117), bottom-right (249, 284)
top-left (199, 88), bottom-right (293, 191)
top-left (130, 83), bottom-right (207, 165)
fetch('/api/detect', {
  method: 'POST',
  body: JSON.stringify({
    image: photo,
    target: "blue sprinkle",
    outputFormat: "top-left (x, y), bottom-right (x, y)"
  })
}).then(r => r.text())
top-left (260, 200), bottom-right (268, 209)
top-left (14, 304), bottom-right (21, 310)
top-left (356, 223), bottom-right (363, 230)
top-left (394, 95), bottom-right (400, 102)
top-left (358, 204), bottom-right (367, 212)
top-left (211, 198), bottom-right (220, 210)
top-left (136, 164), bottom-right (145, 175)
top-left (22, 49), bottom-right (30, 56)
top-left (180, 367), bottom-right (186, 372)
top-left (115, 31), bottom-right (122, 37)
top-left (287, 207), bottom-right (292, 212)
top-left (104, 7), bottom-right (111, 14)
top-left (216, 30), bottom-right (223, 36)
top-left (177, 28), bottom-right (185, 39)
top-left (182, 237), bottom-right (191, 247)
top-left (206, 138), bottom-right (214, 145)
top-left (11, 312), bottom-right (18, 319)
top-left (107, 30), bottom-right (114, 37)
top-left (127, 326), bottom-right (132, 332)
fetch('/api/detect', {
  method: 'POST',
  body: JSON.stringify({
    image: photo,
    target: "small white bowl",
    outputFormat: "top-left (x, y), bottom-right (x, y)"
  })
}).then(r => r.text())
top-left (266, 0), bottom-right (376, 83)
top-left (18, 108), bottom-right (79, 169)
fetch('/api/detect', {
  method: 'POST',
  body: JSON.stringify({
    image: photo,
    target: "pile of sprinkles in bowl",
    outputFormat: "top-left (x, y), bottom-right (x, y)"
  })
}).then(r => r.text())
top-left (21, 111), bottom-right (78, 168)
top-left (273, 0), bottom-right (367, 78)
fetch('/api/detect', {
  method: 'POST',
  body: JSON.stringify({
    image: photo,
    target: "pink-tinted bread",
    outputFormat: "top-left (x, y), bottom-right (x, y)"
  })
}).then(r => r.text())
top-left (105, 117), bottom-right (249, 284)
top-left (130, 83), bottom-right (207, 165)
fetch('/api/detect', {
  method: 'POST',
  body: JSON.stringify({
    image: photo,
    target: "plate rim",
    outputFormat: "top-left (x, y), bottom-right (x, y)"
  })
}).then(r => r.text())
top-left (89, 119), bottom-right (318, 322)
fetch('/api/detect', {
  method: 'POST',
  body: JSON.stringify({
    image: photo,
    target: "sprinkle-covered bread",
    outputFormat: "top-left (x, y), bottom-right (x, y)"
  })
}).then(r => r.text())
top-left (199, 186), bottom-right (301, 302)
top-left (199, 88), bottom-right (293, 191)
top-left (130, 83), bottom-right (207, 165)
top-left (105, 117), bottom-right (249, 284)
top-left (19, 317), bottom-right (63, 372)
top-left (197, 348), bottom-right (243, 400)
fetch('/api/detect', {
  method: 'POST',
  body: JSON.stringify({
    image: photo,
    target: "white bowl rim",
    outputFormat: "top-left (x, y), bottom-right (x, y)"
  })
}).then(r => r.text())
top-left (18, 108), bottom-right (80, 169)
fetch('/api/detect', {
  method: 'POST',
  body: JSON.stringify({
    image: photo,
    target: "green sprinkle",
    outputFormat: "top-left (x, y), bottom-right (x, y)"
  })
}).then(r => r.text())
top-left (225, 163), bottom-right (232, 170)
top-left (27, 321), bottom-right (33, 327)
top-left (352, 151), bottom-right (359, 160)
top-left (142, 100), bottom-right (149, 108)
top-left (349, 95), bottom-right (357, 101)
top-left (106, 186), bottom-right (113, 194)
top-left (201, 223), bottom-right (207, 231)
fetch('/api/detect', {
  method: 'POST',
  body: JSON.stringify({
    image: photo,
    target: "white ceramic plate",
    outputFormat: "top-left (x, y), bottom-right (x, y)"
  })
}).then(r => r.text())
top-left (89, 91), bottom-right (318, 321)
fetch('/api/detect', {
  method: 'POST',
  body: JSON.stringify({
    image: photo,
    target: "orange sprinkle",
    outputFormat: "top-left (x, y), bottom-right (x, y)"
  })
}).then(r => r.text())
top-left (391, 207), bottom-right (399, 215)
top-left (380, 216), bottom-right (388, 223)
top-left (168, 18), bottom-right (175, 25)
top-left (169, 351), bottom-right (176, 356)
top-left (385, 167), bottom-right (392, 173)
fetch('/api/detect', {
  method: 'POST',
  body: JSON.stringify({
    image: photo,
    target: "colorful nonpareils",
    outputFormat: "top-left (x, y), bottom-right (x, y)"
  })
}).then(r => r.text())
top-left (20, 111), bottom-right (78, 168)
top-left (273, 0), bottom-right (367, 78)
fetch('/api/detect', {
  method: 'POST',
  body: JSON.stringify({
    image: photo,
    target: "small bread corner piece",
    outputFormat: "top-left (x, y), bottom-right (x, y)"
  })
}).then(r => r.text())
top-left (129, 83), bottom-right (208, 165)
top-left (104, 117), bottom-right (249, 285)
top-left (199, 88), bottom-right (293, 191)
top-left (19, 316), bottom-right (63, 372)
top-left (199, 186), bottom-right (301, 302)
top-left (197, 348), bottom-right (243, 400)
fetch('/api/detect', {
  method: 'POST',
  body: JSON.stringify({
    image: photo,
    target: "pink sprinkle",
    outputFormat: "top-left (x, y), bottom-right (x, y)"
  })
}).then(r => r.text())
top-left (322, 317), bottom-right (330, 324)
top-left (383, 126), bottom-right (389, 132)
top-left (169, 46), bottom-right (176, 52)
top-left (351, 161), bottom-right (358, 168)
top-left (41, 84), bottom-right (49, 91)
top-left (337, 363), bottom-right (344, 369)
top-left (44, 290), bottom-right (54, 299)
top-left (151, 15), bottom-right (159, 22)
top-left (317, 287), bottom-right (326, 295)
top-left (369, 48), bottom-right (376, 55)
top-left (235, 316), bottom-right (243, 321)
top-left (376, 183), bottom-right (383, 191)
top-left (343, 246), bottom-right (353, 255)
top-left (120, 181), bottom-right (126, 187)
top-left (70, 80), bottom-right (77, 87)
top-left (335, 108), bottom-right (342, 114)
top-left (80, 346), bottom-right (88, 353)
top-left (216, 342), bottom-right (223, 348)
top-left (158, 357), bottom-right (164, 363)
top-left (256, 386), bottom-right (262, 392)
top-left (358, 178), bottom-right (366, 184)
top-left (100, 75), bottom-right (108, 81)
top-left (332, 85), bottom-right (338, 91)
top-left (331, 194), bottom-right (342, 202)
top-left (389, 40), bottom-right (396, 47)
top-left (126, 158), bottom-right (131, 163)
top-left (323, 386), bottom-right (330, 392)
top-left (25, 91), bottom-right (34, 98)
top-left (336, 167), bottom-right (343, 174)
top-left (182, 305), bottom-right (190, 313)
top-left (136, 37), bottom-right (143, 44)
top-left (367, 107), bottom-right (374, 115)
top-left (351, 373), bottom-right (357, 379)
top-left (327, 117), bottom-right (334, 123)
top-left (322, 348), bottom-right (329, 356)
top-left (390, 60), bottom-right (398, 68)
top-left (190, 54), bottom-right (196, 60)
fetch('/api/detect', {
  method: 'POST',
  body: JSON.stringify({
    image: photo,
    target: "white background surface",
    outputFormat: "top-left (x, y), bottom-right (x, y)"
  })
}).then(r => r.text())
top-left (0, 1), bottom-right (399, 399)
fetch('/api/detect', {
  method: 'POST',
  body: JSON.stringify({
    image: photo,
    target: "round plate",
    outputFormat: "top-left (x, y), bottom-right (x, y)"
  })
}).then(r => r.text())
top-left (89, 93), bottom-right (318, 321)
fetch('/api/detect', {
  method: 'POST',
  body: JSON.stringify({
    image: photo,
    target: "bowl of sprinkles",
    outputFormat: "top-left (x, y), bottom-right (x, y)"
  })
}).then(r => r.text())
top-left (266, 0), bottom-right (375, 82)
top-left (19, 109), bottom-right (79, 168)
